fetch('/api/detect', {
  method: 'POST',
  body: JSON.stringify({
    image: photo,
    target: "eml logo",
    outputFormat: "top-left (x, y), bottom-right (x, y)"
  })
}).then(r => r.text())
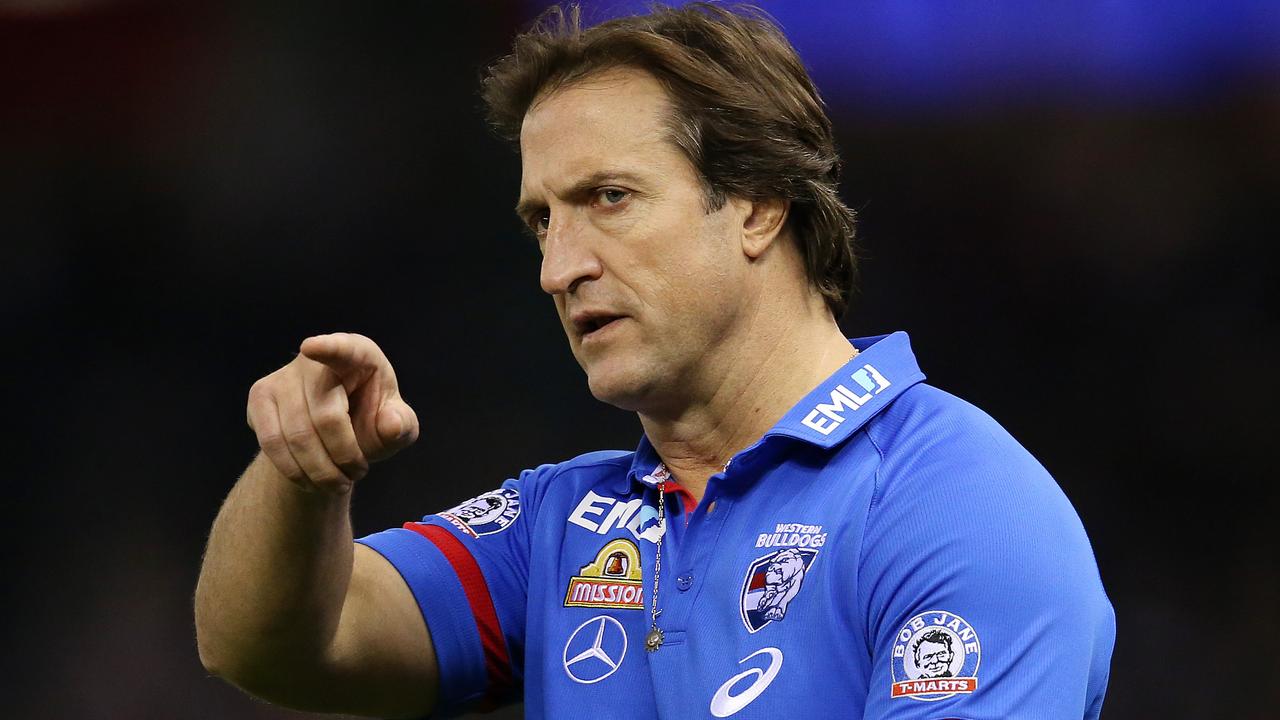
top-left (800, 364), bottom-right (891, 436)
top-left (568, 491), bottom-right (663, 543)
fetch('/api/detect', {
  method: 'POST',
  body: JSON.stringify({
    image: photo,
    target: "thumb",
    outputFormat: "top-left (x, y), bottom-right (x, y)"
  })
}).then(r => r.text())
top-left (375, 398), bottom-right (419, 448)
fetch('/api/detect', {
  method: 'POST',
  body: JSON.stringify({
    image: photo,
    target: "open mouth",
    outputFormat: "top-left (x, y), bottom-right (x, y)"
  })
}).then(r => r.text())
top-left (578, 315), bottom-right (624, 338)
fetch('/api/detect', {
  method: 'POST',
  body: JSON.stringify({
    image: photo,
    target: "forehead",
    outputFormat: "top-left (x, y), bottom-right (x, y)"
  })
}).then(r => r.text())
top-left (518, 68), bottom-right (685, 196)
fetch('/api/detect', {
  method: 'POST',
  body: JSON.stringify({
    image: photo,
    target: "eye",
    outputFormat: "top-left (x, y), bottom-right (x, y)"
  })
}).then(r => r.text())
top-left (596, 188), bottom-right (629, 205)
top-left (523, 208), bottom-right (550, 244)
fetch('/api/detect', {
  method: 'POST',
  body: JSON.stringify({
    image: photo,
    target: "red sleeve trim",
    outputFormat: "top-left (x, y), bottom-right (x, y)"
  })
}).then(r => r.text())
top-left (403, 522), bottom-right (513, 708)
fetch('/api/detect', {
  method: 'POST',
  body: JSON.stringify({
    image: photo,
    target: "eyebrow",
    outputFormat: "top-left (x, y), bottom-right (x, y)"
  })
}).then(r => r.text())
top-left (514, 170), bottom-right (646, 221)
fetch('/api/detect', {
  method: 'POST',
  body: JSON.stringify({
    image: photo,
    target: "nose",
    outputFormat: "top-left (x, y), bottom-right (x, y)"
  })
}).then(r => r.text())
top-left (539, 209), bottom-right (603, 295)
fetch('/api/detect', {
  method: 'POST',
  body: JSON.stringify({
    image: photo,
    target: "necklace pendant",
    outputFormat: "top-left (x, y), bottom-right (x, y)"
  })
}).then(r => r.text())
top-left (645, 626), bottom-right (665, 652)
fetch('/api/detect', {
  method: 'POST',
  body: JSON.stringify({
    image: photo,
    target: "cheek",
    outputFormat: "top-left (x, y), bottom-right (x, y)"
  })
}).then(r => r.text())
top-left (625, 202), bottom-right (742, 321)
top-left (656, 229), bottom-right (739, 297)
top-left (690, 212), bottom-right (747, 288)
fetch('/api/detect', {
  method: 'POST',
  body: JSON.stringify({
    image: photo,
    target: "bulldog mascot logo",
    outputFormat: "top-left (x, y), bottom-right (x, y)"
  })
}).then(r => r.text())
top-left (740, 547), bottom-right (818, 632)
top-left (758, 549), bottom-right (807, 620)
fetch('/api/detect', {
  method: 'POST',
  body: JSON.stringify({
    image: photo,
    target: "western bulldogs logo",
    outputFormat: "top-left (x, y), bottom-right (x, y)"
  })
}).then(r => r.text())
top-left (438, 488), bottom-right (521, 537)
top-left (739, 548), bottom-right (817, 633)
top-left (890, 610), bottom-right (981, 701)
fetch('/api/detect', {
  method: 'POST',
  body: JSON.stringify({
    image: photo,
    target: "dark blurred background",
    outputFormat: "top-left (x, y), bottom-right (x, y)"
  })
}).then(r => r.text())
top-left (2, 0), bottom-right (1276, 717)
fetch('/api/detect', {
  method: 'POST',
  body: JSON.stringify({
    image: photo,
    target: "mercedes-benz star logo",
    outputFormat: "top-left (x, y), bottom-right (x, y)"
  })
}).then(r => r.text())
top-left (563, 615), bottom-right (628, 684)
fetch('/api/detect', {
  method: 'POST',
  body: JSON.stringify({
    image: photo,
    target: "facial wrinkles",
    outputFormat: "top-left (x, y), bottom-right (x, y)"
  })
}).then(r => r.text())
top-left (628, 213), bottom-right (740, 416)
top-left (521, 73), bottom-right (669, 199)
top-left (659, 336), bottom-right (772, 463)
top-left (652, 216), bottom-right (782, 445)
top-left (522, 69), bottom-right (767, 412)
top-left (522, 135), bottom-right (675, 310)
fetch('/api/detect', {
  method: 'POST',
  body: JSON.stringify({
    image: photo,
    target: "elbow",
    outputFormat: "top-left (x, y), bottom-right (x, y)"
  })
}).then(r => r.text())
top-left (193, 583), bottom-right (223, 676)
top-left (197, 644), bottom-right (223, 678)
top-left (194, 621), bottom-right (266, 688)
top-left (193, 602), bottom-right (251, 682)
top-left (193, 590), bottom-right (254, 682)
top-left (195, 629), bottom-right (278, 698)
top-left (193, 613), bottom-right (323, 703)
top-left (194, 619), bottom-right (232, 679)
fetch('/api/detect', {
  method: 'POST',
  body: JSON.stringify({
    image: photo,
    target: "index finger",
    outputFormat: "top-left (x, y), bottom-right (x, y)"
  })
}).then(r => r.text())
top-left (299, 333), bottom-right (392, 382)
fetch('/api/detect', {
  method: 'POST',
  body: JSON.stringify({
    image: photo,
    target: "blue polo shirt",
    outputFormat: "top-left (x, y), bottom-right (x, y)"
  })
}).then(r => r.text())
top-left (358, 332), bottom-right (1115, 719)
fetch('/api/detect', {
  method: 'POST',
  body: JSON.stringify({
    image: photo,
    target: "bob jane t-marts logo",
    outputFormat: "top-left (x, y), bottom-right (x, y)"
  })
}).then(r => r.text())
top-left (564, 538), bottom-right (644, 610)
top-left (437, 488), bottom-right (521, 537)
top-left (890, 610), bottom-right (981, 701)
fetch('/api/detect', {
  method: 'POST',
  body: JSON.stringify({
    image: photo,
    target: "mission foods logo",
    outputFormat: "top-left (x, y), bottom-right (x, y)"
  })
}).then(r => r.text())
top-left (564, 538), bottom-right (644, 610)
top-left (890, 610), bottom-right (981, 701)
top-left (800, 363), bottom-right (891, 436)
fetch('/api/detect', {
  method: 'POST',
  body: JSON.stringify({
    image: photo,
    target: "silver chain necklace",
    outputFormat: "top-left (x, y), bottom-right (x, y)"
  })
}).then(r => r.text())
top-left (644, 478), bottom-right (666, 652)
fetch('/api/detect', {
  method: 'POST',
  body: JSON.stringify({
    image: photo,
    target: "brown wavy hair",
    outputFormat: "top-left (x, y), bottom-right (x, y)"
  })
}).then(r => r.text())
top-left (481, 3), bottom-right (858, 317)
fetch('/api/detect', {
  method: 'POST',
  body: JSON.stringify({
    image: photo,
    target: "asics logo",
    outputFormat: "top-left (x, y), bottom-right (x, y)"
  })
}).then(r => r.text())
top-left (709, 647), bottom-right (783, 717)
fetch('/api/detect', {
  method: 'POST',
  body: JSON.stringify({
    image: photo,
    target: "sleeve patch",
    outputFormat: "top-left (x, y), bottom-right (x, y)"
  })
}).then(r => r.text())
top-left (890, 610), bottom-right (981, 701)
top-left (437, 488), bottom-right (522, 537)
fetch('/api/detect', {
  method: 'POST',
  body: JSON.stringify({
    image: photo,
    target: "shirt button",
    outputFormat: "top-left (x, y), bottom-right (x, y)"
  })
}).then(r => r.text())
top-left (676, 573), bottom-right (694, 591)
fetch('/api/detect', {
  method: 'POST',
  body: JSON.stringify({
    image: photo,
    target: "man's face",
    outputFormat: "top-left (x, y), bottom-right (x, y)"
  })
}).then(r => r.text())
top-left (456, 497), bottom-right (500, 521)
top-left (915, 640), bottom-right (953, 678)
top-left (517, 67), bottom-right (751, 412)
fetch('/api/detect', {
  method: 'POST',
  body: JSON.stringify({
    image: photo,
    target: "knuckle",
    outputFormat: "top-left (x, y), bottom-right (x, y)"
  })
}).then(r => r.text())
top-left (258, 433), bottom-right (289, 456)
top-left (282, 426), bottom-right (316, 451)
top-left (335, 451), bottom-right (369, 475)
top-left (312, 409), bottom-right (350, 435)
top-left (261, 447), bottom-right (305, 483)
top-left (246, 395), bottom-right (272, 422)
top-left (309, 467), bottom-right (350, 487)
top-left (247, 377), bottom-right (272, 401)
top-left (250, 368), bottom-right (295, 398)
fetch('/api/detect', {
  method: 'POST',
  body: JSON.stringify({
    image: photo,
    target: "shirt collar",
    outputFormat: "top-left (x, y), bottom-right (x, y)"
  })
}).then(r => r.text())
top-left (624, 331), bottom-right (926, 489)
top-left (628, 434), bottom-right (667, 490)
top-left (766, 330), bottom-right (925, 448)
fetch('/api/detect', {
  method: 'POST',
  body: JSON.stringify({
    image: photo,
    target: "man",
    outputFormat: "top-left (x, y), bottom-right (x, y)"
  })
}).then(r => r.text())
top-left (912, 631), bottom-right (956, 680)
top-left (195, 5), bottom-right (1115, 719)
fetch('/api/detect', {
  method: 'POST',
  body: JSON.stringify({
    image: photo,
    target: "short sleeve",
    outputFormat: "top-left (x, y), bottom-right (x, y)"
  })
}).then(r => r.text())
top-left (859, 397), bottom-right (1115, 719)
top-left (356, 463), bottom-right (556, 717)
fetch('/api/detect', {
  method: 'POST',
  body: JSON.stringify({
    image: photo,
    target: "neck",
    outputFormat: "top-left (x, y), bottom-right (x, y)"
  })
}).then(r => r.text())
top-left (639, 298), bottom-right (855, 502)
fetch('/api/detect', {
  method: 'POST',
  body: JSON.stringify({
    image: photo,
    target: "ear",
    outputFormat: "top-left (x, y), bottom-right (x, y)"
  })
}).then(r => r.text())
top-left (739, 197), bottom-right (790, 259)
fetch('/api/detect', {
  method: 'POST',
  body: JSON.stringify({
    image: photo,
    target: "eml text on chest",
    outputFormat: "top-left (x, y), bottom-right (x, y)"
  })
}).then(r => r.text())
top-left (568, 490), bottom-right (663, 543)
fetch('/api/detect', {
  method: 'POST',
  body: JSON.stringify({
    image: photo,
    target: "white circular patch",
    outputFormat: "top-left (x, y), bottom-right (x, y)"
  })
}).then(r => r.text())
top-left (889, 610), bottom-right (981, 702)
top-left (437, 488), bottom-right (521, 537)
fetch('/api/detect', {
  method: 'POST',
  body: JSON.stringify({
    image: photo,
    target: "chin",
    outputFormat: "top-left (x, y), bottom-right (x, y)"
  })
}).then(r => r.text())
top-left (583, 359), bottom-right (656, 412)
top-left (585, 372), bottom-right (645, 411)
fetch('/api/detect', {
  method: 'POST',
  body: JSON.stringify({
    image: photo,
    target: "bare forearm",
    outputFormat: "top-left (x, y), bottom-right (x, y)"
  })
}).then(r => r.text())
top-left (198, 334), bottom-right (429, 713)
top-left (195, 452), bottom-right (354, 681)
